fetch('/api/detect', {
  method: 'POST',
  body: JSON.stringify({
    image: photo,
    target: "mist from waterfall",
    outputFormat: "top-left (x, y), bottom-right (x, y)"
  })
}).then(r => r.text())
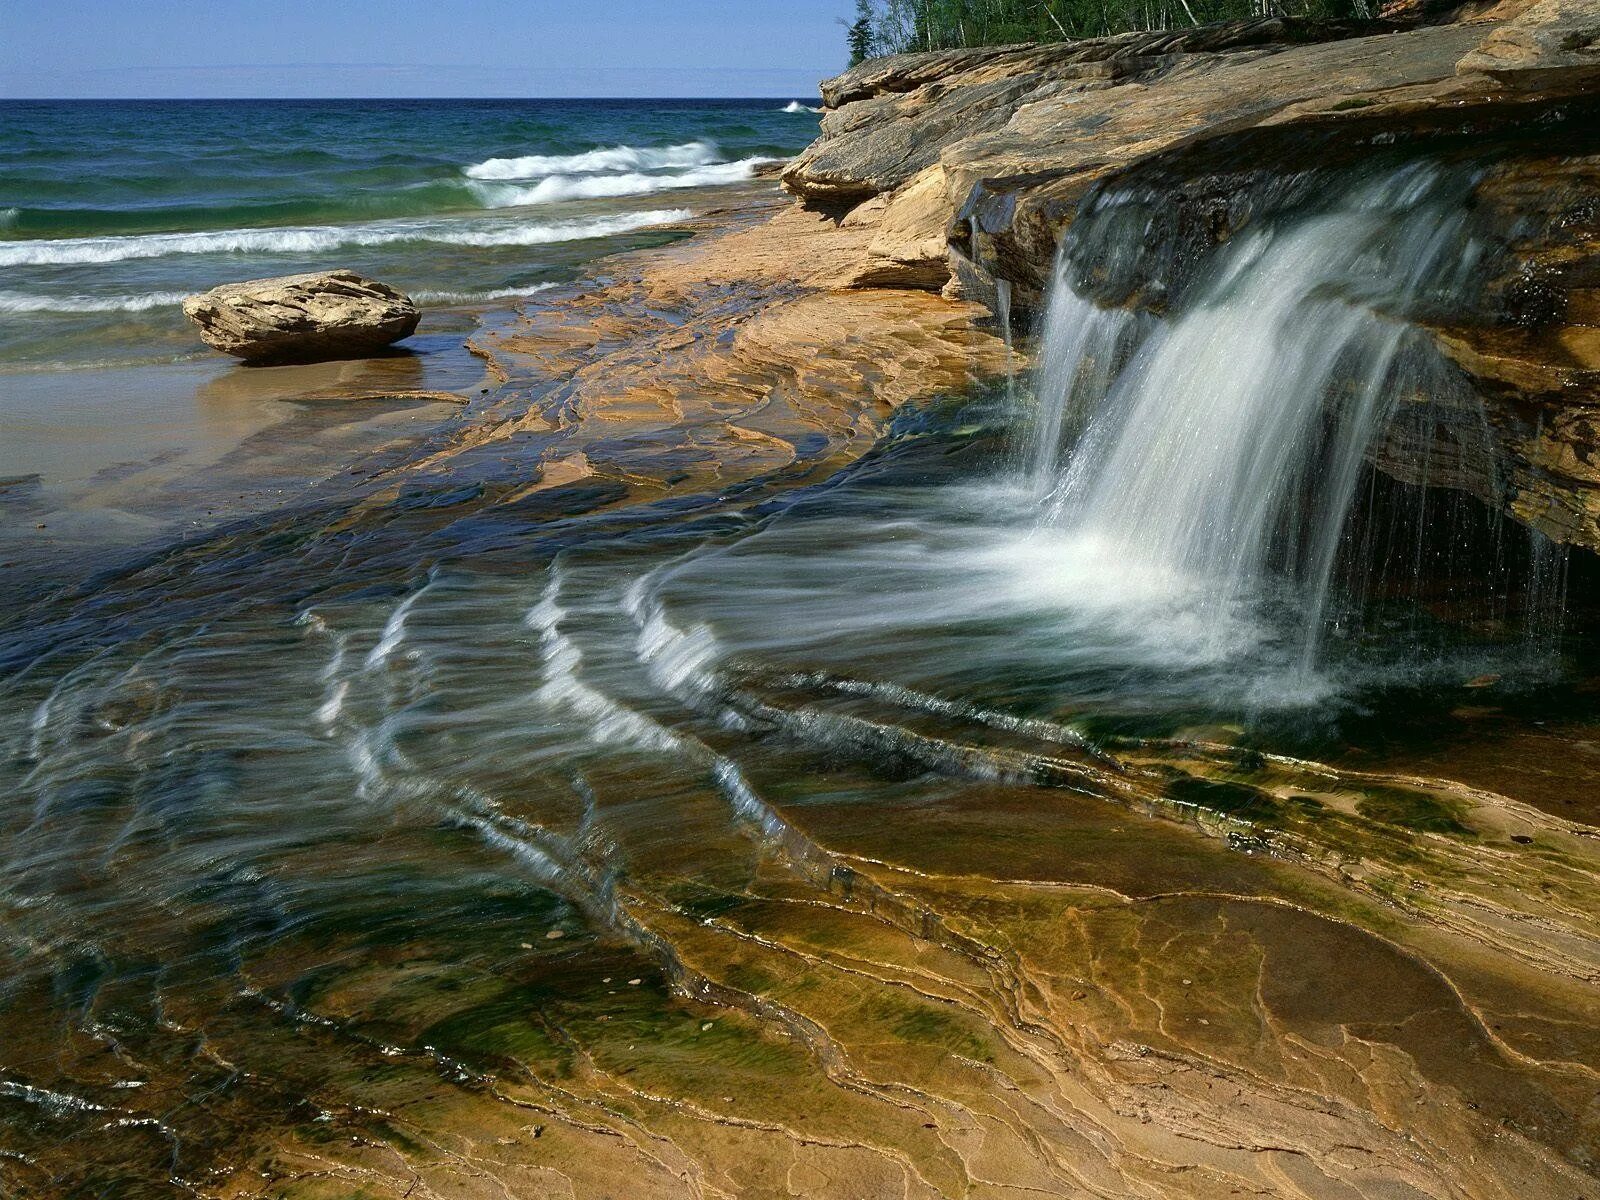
top-left (1023, 164), bottom-right (1496, 679)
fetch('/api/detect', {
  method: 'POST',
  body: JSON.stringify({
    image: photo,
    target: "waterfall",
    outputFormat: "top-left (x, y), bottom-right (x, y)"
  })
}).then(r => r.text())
top-left (1025, 165), bottom-right (1486, 673)
top-left (995, 278), bottom-right (1016, 411)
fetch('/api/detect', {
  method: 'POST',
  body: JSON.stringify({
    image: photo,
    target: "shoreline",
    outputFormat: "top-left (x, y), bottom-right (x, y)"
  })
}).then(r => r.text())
top-left (0, 171), bottom-right (1010, 615)
top-left (0, 332), bottom-right (483, 607)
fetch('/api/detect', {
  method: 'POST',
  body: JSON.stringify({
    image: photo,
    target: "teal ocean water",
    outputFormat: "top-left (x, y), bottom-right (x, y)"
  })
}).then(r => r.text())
top-left (0, 99), bottom-right (819, 368)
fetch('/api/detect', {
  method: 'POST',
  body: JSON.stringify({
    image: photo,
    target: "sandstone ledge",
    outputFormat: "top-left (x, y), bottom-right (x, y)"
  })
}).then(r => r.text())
top-left (774, 3), bottom-right (1600, 552)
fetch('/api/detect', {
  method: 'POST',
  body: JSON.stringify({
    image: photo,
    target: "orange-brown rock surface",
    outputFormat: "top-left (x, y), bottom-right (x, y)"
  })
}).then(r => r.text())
top-left (779, 3), bottom-right (1600, 552)
top-left (356, 194), bottom-right (1013, 517)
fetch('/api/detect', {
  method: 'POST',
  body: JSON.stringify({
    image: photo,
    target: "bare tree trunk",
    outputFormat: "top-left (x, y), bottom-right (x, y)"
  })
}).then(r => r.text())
top-left (1042, 0), bottom-right (1070, 37)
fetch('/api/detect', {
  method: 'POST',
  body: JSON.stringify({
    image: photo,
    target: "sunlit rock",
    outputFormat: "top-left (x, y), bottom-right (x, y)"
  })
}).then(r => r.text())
top-left (183, 269), bottom-right (420, 364)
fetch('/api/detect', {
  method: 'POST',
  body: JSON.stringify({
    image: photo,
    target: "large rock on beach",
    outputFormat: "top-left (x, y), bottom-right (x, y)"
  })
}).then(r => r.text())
top-left (182, 270), bottom-right (420, 364)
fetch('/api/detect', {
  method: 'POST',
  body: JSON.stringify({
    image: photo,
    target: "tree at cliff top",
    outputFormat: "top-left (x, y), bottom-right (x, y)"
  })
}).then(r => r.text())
top-left (851, 0), bottom-right (1376, 54)
top-left (848, 0), bottom-right (878, 65)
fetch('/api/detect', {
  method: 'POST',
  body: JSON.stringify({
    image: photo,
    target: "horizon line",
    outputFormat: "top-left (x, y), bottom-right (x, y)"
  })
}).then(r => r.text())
top-left (1, 93), bottom-right (825, 102)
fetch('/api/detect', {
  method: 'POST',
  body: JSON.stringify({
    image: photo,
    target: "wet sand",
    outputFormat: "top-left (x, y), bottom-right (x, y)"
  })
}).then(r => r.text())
top-left (0, 329), bottom-right (484, 602)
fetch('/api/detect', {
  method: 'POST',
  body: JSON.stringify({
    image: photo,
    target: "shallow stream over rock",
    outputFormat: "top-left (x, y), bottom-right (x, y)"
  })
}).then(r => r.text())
top-left (3, 154), bottom-right (1599, 1197)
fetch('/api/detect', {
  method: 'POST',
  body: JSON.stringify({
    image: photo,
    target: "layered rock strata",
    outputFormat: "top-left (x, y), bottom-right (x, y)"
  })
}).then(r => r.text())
top-left (783, 1), bottom-right (1600, 550)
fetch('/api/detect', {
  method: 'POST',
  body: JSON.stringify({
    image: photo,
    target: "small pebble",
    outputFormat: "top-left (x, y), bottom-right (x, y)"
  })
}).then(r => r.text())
top-left (545, 929), bottom-right (564, 940)
top-left (701, 1022), bottom-right (713, 1031)
top-left (627, 978), bottom-right (642, 986)
top-left (520, 942), bottom-right (533, 950)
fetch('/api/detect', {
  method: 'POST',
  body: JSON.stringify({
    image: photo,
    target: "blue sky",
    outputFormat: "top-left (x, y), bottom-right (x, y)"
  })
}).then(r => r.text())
top-left (0, 1), bottom-right (857, 98)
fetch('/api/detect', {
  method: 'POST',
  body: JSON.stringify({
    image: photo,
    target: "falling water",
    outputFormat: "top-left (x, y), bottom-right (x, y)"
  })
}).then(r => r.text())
top-left (995, 278), bottom-right (1017, 410)
top-left (1026, 165), bottom-right (1489, 672)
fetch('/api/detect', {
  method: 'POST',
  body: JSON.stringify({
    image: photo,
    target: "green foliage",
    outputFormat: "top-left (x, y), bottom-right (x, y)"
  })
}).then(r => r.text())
top-left (848, 0), bottom-right (878, 65)
top-left (846, 0), bottom-right (1376, 60)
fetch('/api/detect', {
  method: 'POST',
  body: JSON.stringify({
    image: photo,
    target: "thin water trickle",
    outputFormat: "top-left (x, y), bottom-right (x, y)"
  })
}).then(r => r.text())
top-left (995, 278), bottom-right (1016, 411)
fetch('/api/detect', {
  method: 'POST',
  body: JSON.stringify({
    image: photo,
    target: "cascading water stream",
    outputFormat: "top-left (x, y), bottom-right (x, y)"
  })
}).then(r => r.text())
top-left (1025, 165), bottom-right (1487, 676)
top-left (995, 278), bottom-right (1018, 411)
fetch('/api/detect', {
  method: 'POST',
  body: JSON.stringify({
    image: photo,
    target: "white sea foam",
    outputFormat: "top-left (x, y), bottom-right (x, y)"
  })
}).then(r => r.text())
top-left (465, 140), bottom-right (720, 180)
top-left (781, 101), bottom-right (820, 113)
top-left (0, 209), bottom-right (692, 267)
top-left (410, 283), bottom-right (559, 305)
top-left (472, 159), bottom-right (770, 208)
top-left (0, 289), bottom-right (189, 314)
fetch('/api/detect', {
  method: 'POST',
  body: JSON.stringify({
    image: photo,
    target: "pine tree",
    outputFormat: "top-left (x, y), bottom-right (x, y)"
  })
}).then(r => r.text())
top-left (847, 0), bottom-right (877, 65)
top-left (847, 0), bottom-right (1370, 62)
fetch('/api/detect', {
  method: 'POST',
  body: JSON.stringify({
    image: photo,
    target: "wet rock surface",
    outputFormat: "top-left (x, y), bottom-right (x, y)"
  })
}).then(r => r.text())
top-left (183, 269), bottom-right (421, 364)
top-left (6, 14), bottom-right (1600, 1200)
top-left (783, 2), bottom-right (1600, 552)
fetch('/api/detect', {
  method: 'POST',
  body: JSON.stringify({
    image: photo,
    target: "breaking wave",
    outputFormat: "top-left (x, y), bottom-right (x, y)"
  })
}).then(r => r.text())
top-left (781, 101), bottom-right (821, 114)
top-left (410, 283), bottom-right (559, 305)
top-left (0, 209), bottom-right (692, 267)
top-left (465, 140), bottom-right (721, 181)
top-left (0, 289), bottom-right (189, 314)
top-left (471, 159), bottom-right (770, 208)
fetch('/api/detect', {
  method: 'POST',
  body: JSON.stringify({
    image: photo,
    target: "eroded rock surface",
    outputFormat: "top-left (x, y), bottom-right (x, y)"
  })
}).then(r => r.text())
top-left (782, 3), bottom-right (1600, 551)
top-left (183, 269), bottom-right (420, 364)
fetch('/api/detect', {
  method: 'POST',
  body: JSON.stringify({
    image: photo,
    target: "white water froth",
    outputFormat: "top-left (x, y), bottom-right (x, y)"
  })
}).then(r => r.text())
top-left (472, 159), bottom-right (770, 208)
top-left (781, 101), bottom-right (821, 114)
top-left (465, 140), bottom-right (720, 180)
top-left (0, 209), bottom-right (692, 267)
top-left (533, 570), bottom-right (787, 840)
top-left (0, 289), bottom-right (190, 314)
top-left (365, 581), bottom-right (431, 671)
top-left (1021, 165), bottom-right (1482, 681)
top-left (410, 283), bottom-right (558, 305)
top-left (527, 575), bottom-right (686, 755)
top-left (316, 682), bottom-right (350, 729)
top-left (624, 574), bottom-right (723, 704)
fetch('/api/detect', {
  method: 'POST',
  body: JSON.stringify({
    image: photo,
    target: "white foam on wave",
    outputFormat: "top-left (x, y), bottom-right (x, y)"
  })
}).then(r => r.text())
top-left (473, 159), bottom-right (771, 208)
top-left (622, 574), bottom-right (723, 706)
top-left (781, 101), bottom-right (820, 113)
top-left (0, 208), bottom-right (693, 267)
top-left (465, 140), bottom-right (720, 181)
top-left (0, 289), bottom-right (189, 314)
top-left (410, 283), bottom-right (558, 305)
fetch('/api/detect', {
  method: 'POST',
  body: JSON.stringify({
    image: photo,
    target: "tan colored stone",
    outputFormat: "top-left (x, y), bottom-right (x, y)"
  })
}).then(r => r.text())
top-left (854, 167), bottom-right (956, 290)
top-left (1458, 0), bottom-right (1600, 81)
top-left (183, 269), bottom-right (419, 364)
